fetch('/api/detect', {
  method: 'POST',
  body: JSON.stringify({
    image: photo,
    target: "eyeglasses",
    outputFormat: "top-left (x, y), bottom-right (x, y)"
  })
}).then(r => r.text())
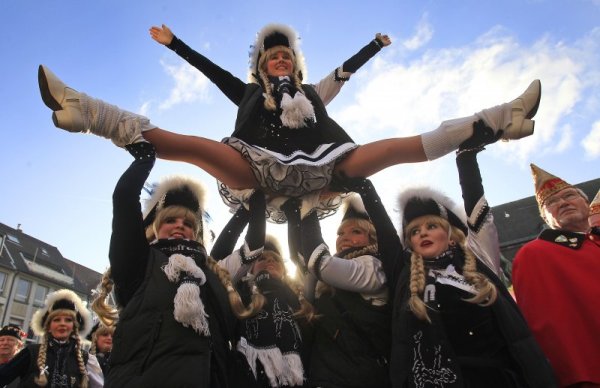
top-left (545, 190), bottom-right (581, 208)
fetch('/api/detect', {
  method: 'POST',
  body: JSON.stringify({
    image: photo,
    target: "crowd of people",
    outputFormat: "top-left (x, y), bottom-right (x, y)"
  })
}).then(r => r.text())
top-left (1, 22), bottom-right (598, 388)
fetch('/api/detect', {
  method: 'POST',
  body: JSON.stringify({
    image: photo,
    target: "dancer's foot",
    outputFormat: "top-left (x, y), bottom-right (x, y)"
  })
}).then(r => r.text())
top-left (503, 79), bottom-right (541, 140)
top-left (38, 64), bottom-right (152, 146)
top-left (477, 79), bottom-right (541, 141)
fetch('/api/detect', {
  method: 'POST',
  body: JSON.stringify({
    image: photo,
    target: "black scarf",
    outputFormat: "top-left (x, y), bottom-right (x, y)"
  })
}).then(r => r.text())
top-left (46, 338), bottom-right (81, 388)
top-left (239, 271), bottom-right (302, 353)
top-left (151, 238), bottom-right (207, 266)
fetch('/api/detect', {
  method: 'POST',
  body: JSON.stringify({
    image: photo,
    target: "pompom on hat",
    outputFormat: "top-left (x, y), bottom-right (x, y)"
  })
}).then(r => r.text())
top-left (30, 289), bottom-right (93, 339)
top-left (397, 186), bottom-right (468, 238)
top-left (340, 194), bottom-right (370, 222)
top-left (530, 163), bottom-right (575, 213)
top-left (143, 175), bottom-right (211, 245)
top-left (248, 23), bottom-right (307, 83)
top-left (0, 324), bottom-right (26, 341)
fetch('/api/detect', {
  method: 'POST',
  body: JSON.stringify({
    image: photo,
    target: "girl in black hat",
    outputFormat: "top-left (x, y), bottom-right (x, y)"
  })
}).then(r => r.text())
top-left (283, 193), bottom-right (394, 388)
top-left (89, 141), bottom-right (245, 388)
top-left (211, 199), bottom-right (315, 388)
top-left (332, 122), bottom-right (557, 387)
top-left (87, 324), bottom-right (113, 377)
top-left (0, 289), bottom-right (103, 388)
top-left (38, 23), bottom-right (541, 224)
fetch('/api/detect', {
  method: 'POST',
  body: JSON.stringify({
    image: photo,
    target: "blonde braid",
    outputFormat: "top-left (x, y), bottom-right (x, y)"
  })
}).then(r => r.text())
top-left (460, 240), bottom-right (497, 306)
top-left (259, 70), bottom-right (277, 111)
top-left (34, 333), bottom-right (49, 387)
top-left (285, 276), bottom-right (317, 323)
top-left (408, 252), bottom-right (430, 322)
top-left (91, 268), bottom-right (119, 327)
top-left (204, 256), bottom-right (265, 319)
top-left (72, 330), bottom-right (89, 388)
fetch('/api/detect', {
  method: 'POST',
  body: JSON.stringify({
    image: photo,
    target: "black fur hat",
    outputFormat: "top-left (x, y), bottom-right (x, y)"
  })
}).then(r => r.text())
top-left (397, 186), bottom-right (468, 237)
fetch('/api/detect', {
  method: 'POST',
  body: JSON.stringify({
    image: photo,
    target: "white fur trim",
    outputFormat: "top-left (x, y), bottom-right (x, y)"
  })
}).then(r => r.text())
top-left (396, 186), bottom-right (467, 237)
top-left (248, 23), bottom-right (307, 82)
top-left (341, 194), bottom-right (368, 219)
top-left (143, 175), bottom-right (207, 218)
top-left (279, 92), bottom-right (315, 129)
top-left (31, 289), bottom-right (93, 338)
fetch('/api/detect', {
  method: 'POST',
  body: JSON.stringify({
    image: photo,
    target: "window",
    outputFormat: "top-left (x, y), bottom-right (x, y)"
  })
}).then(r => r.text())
top-left (14, 279), bottom-right (32, 303)
top-left (0, 272), bottom-right (6, 294)
top-left (6, 234), bottom-right (20, 244)
top-left (33, 285), bottom-right (49, 307)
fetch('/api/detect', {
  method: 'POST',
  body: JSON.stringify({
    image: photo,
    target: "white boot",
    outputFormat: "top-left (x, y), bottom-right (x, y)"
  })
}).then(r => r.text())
top-left (38, 65), bottom-right (155, 147)
top-left (421, 79), bottom-right (541, 160)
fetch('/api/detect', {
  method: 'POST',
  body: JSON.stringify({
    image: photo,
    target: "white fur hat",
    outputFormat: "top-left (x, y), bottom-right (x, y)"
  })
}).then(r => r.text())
top-left (248, 23), bottom-right (307, 83)
top-left (143, 175), bottom-right (210, 245)
top-left (30, 289), bottom-right (93, 338)
top-left (397, 186), bottom-right (468, 238)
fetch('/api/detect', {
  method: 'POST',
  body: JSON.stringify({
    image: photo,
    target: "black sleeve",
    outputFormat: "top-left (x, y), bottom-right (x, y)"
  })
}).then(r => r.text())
top-left (109, 142), bottom-right (155, 306)
top-left (281, 197), bottom-right (304, 273)
top-left (456, 151), bottom-right (483, 216)
top-left (0, 346), bottom-right (31, 385)
top-left (167, 36), bottom-right (247, 105)
top-left (210, 206), bottom-right (250, 261)
top-left (341, 39), bottom-right (383, 74)
top-left (244, 191), bottom-right (267, 252)
top-left (355, 180), bottom-right (403, 287)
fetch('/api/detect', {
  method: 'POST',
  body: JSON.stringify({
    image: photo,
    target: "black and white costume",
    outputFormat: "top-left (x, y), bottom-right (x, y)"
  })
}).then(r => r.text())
top-left (105, 142), bottom-right (236, 388)
top-left (165, 33), bottom-right (385, 222)
top-left (0, 340), bottom-right (102, 388)
top-left (295, 196), bottom-right (393, 388)
top-left (211, 196), bottom-right (305, 388)
top-left (351, 125), bottom-right (556, 387)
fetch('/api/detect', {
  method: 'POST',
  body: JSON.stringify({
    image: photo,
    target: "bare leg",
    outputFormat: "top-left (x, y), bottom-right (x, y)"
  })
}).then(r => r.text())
top-left (142, 128), bottom-right (258, 189)
top-left (335, 136), bottom-right (426, 178)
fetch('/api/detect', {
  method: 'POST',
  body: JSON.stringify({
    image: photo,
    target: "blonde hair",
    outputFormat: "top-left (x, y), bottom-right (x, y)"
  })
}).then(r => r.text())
top-left (337, 218), bottom-right (378, 249)
top-left (146, 206), bottom-right (201, 242)
top-left (242, 250), bottom-right (316, 323)
top-left (93, 205), bottom-right (262, 328)
top-left (258, 45), bottom-right (303, 112)
top-left (403, 215), bottom-right (497, 323)
top-left (90, 324), bottom-right (115, 355)
top-left (35, 321), bottom-right (89, 388)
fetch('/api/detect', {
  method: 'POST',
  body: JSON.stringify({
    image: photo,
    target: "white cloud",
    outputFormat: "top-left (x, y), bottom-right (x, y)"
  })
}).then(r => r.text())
top-left (333, 26), bottom-right (599, 166)
top-left (402, 14), bottom-right (433, 50)
top-left (158, 61), bottom-right (212, 110)
top-left (581, 120), bottom-right (600, 158)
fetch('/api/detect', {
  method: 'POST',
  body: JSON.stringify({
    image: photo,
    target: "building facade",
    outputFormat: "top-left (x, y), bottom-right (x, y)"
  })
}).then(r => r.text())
top-left (0, 222), bottom-right (102, 343)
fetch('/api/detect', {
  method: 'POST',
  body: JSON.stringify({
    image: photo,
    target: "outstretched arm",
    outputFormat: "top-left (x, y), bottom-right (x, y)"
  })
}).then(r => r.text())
top-left (149, 24), bottom-right (246, 105)
top-left (313, 33), bottom-right (391, 105)
top-left (109, 142), bottom-right (155, 306)
top-left (456, 119), bottom-right (502, 275)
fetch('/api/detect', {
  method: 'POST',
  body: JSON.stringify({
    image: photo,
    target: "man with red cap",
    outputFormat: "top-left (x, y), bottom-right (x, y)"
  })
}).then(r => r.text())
top-left (512, 164), bottom-right (600, 388)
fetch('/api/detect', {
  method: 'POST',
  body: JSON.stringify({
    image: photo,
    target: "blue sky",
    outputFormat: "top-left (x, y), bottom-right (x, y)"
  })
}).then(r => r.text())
top-left (2, 0), bottom-right (599, 275)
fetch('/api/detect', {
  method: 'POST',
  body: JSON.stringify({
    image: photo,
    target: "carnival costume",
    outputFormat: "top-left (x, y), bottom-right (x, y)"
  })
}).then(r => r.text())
top-left (211, 198), bottom-right (306, 388)
top-left (0, 290), bottom-right (103, 388)
top-left (336, 124), bottom-right (556, 387)
top-left (294, 193), bottom-right (392, 388)
top-left (513, 164), bottom-right (600, 387)
top-left (103, 142), bottom-right (236, 388)
top-left (164, 24), bottom-right (389, 222)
